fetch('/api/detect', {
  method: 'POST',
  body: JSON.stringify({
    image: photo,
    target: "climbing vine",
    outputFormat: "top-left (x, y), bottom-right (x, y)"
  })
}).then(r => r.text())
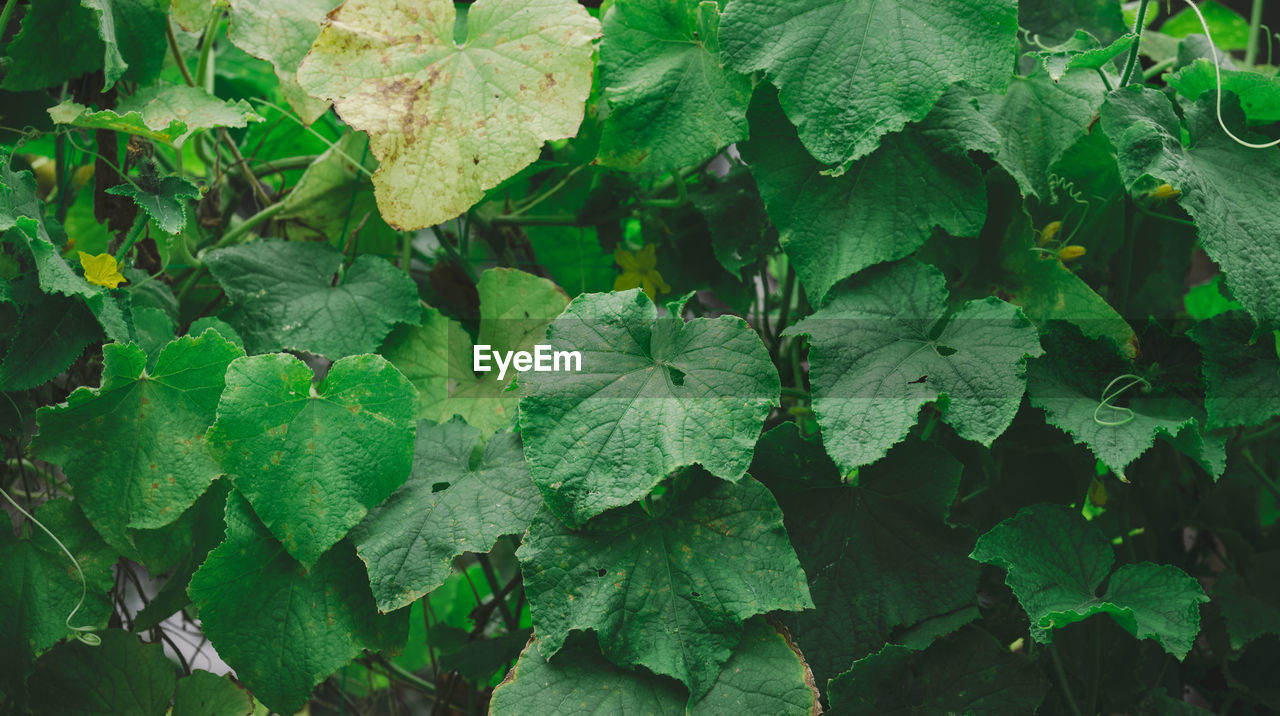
top-left (2, 0), bottom-right (1279, 713)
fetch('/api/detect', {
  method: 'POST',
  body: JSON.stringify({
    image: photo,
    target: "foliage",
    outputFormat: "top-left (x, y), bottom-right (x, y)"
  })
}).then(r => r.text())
top-left (1, 0), bottom-right (1279, 713)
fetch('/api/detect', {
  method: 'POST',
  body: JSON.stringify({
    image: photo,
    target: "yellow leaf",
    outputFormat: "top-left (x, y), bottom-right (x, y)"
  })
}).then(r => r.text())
top-left (78, 252), bottom-right (127, 288)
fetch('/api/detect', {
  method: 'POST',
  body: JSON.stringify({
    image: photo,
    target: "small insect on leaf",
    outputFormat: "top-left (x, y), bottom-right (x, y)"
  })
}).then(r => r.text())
top-left (1037, 220), bottom-right (1062, 246)
top-left (1057, 245), bottom-right (1087, 261)
top-left (78, 251), bottom-right (127, 288)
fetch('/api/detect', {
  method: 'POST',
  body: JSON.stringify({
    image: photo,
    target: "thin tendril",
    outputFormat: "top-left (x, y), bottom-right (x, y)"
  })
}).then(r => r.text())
top-left (1018, 26), bottom-right (1054, 51)
top-left (1093, 373), bottom-right (1153, 427)
top-left (0, 485), bottom-right (101, 646)
top-left (1180, 0), bottom-right (1280, 149)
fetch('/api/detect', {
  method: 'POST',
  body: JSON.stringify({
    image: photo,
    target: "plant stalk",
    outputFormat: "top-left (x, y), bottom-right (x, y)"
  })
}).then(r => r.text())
top-left (1245, 0), bottom-right (1265, 67)
top-left (0, 0), bottom-right (19, 50)
top-left (205, 202), bottom-right (287, 251)
top-left (1120, 0), bottom-right (1153, 86)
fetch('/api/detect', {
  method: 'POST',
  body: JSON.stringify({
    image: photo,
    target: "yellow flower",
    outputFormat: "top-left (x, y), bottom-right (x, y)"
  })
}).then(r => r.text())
top-left (613, 244), bottom-right (670, 300)
top-left (78, 252), bottom-right (127, 288)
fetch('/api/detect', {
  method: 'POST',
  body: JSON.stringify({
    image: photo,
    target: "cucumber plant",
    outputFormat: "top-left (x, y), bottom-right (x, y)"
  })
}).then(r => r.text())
top-left (1, 0), bottom-right (1279, 713)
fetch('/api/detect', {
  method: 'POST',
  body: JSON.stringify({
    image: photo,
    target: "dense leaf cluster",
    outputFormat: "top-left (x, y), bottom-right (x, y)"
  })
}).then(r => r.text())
top-left (1, 0), bottom-right (1279, 714)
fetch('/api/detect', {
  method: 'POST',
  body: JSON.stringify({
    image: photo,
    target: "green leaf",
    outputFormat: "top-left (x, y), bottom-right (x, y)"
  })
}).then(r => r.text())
top-left (0, 285), bottom-right (101, 391)
top-left (741, 86), bottom-right (986, 304)
top-left (188, 491), bottom-right (407, 714)
top-left (1167, 60), bottom-right (1280, 124)
top-left (1160, 0), bottom-right (1250, 50)
top-left (719, 0), bottom-right (1017, 169)
top-left (1184, 276), bottom-right (1243, 320)
top-left (942, 68), bottom-right (1108, 199)
top-left (518, 474), bottom-right (812, 698)
top-left (828, 629), bottom-right (1050, 716)
top-left (81, 0), bottom-right (169, 89)
top-left (106, 176), bottom-right (200, 234)
top-left (784, 260), bottom-right (1043, 473)
top-left (1032, 30), bottom-right (1136, 82)
top-left (1, 153), bottom-right (132, 341)
top-left (1190, 311), bottom-right (1280, 430)
top-left (1026, 324), bottom-right (1217, 478)
top-left (49, 84), bottom-right (264, 145)
top-left (0, 0), bottom-right (103, 91)
top-left (518, 288), bottom-right (779, 527)
top-left (296, 0), bottom-right (600, 230)
top-left (350, 420), bottom-right (541, 612)
top-left (0, 500), bottom-right (116, 701)
top-left (382, 268), bottom-right (568, 435)
top-left (597, 0), bottom-right (750, 172)
top-left (1100, 87), bottom-right (1280, 325)
top-left (1212, 551), bottom-right (1280, 650)
top-left (490, 618), bottom-right (820, 715)
top-left (207, 352), bottom-right (415, 567)
top-left (971, 503), bottom-right (1208, 658)
top-left (226, 0), bottom-right (340, 125)
top-left (687, 166), bottom-right (778, 278)
top-left (27, 629), bottom-right (176, 715)
top-left (32, 332), bottom-right (244, 553)
top-left (204, 238), bottom-right (420, 360)
top-left (172, 670), bottom-right (256, 716)
top-left (753, 424), bottom-right (980, 688)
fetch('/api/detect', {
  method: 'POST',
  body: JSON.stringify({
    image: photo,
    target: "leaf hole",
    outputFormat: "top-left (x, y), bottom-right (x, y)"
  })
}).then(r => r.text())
top-left (907, 375), bottom-right (927, 385)
top-left (431, 482), bottom-right (450, 493)
top-left (934, 344), bottom-right (957, 357)
top-left (595, 568), bottom-right (607, 577)
top-left (667, 366), bottom-right (686, 386)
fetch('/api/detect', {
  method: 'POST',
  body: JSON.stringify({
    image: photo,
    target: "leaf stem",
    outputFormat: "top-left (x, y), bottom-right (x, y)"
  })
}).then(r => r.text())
top-left (114, 212), bottom-right (149, 262)
top-left (250, 155), bottom-right (320, 177)
top-left (1050, 640), bottom-right (1086, 716)
top-left (166, 18), bottom-right (198, 87)
top-left (476, 553), bottom-right (517, 631)
top-left (1120, 0), bottom-right (1153, 86)
top-left (205, 202), bottom-right (287, 251)
top-left (0, 0), bottom-right (19, 51)
top-left (1241, 448), bottom-right (1280, 504)
top-left (1245, 0), bottom-right (1265, 67)
top-left (194, 13), bottom-right (219, 92)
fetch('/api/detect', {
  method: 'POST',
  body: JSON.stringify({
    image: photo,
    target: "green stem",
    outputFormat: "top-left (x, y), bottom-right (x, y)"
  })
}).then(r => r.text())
top-left (1050, 641), bottom-right (1086, 716)
top-left (1242, 448), bottom-right (1280, 504)
top-left (1096, 68), bottom-right (1114, 92)
top-left (205, 202), bottom-right (286, 251)
top-left (1237, 420), bottom-right (1280, 448)
top-left (0, 0), bottom-right (19, 50)
top-left (400, 232), bottom-right (412, 275)
top-left (475, 554), bottom-right (517, 631)
top-left (1120, 0), bottom-right (1153, 87)
top-left (780, 386), bottom-right (810, 401)
top-left (166, 18), bottom-right (198, 87)
top-left (194, 13), bottom-right (219, 91)
top-left (251, 155), bottom-right (319, 176)
top-left (114, 213), bottom-right (149, 262)
top-left (1245, 0), bottom-right (1265, 67)
top-left (1143, 57), bottom-right (1176, 80)
top-left (375, 657), bottom-right (436, 694)
top-left (489, 213), bottom-right (582, 226)
top-left (640, 170), bottom-right (689, 209)
top-left (437, 229), bottom-right (478, 283)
